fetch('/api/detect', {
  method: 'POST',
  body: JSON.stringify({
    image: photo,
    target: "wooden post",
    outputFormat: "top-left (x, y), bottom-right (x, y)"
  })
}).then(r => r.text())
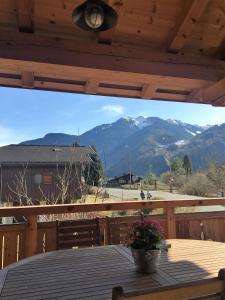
top-left (105, 217), bottom-right (110, 245)
top-left (98, 217), bottom-right (106, 246)
top-left (166, 207), bottom-right (176, 239)
top-left (25, 215), bottom-right (37, 257)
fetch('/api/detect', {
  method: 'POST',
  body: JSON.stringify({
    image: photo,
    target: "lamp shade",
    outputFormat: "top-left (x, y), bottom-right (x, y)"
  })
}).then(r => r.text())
top-left (72, 0), bottom-right (118, 32)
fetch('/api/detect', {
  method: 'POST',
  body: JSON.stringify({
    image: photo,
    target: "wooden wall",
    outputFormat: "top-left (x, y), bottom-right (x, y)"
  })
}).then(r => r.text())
top-left (0, 164), bottom-right (82, 205)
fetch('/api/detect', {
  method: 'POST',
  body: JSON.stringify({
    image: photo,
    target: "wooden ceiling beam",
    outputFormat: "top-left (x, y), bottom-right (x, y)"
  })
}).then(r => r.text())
top-left (215, 36), bottom-right (225, 61)
top-left (17, 0), bottom-right (34, 33)
top-left (168, 0), bottom-right (210, 53)
top-left (189, 77), bottom-right (225, 106)
top-left (0, 31), bottom-right (223, 83)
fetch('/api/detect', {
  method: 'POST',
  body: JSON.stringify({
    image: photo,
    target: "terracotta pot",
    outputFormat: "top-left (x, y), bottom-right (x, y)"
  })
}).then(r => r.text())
top-left (131, 248), bottom-right (160, 273)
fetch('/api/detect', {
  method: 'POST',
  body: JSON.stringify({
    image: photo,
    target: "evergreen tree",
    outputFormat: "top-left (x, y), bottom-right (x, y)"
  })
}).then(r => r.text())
top-left (171, 156), bottom-right (185, 174)
top-left (183, 154), bottom-right (192, 177)
top-left (84, 145), bottom-right (104, 186)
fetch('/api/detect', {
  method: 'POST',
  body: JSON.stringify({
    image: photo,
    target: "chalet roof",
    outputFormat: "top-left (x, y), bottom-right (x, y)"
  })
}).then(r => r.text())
top-left (107, 173), bottom-right (134, 182)
top-left (0, 1), bottom-right (224, 106)
top-left (0, 145), bottom-right (93, 165)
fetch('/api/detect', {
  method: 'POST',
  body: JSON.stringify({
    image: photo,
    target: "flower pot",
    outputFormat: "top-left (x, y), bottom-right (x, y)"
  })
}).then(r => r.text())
top-left (131, 248), bottom-right (160, 273)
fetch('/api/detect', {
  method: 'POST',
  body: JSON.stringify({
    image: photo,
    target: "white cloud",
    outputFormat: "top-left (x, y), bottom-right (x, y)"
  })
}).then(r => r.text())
top-left (101, 105), bottom-right (124, 114)
top-left (0, 126), bottom-right (28, 146)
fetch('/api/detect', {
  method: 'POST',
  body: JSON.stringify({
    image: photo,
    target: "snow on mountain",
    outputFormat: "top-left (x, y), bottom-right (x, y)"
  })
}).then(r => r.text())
top-left (175, 140), bottom-right (188, 147)
top-left (185, 129), bottom-right (196, 136)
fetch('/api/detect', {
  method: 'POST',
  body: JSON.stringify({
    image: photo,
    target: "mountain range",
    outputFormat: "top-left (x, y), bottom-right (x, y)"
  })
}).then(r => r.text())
top-left (20, 117), bottom-right (225, 178)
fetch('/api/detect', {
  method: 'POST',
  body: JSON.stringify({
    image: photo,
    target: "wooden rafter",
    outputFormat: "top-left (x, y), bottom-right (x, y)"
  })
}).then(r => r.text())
top-left (0, 30), bottom-right (225, 105)
top-left (168, 0), bottom-right (210, 53)
top-left (17, 0), bottom-right (34, 33)
top-left (190, 77), bottom-right (225, 106)
top-left (215, 36), bottom-right (225, 60)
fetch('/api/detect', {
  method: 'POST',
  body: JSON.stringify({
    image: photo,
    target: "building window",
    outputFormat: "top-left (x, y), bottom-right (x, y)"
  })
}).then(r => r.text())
top-left (43, 175), bottom-right (52, 185)
top-left (34, 174), bottom-right (42, 185)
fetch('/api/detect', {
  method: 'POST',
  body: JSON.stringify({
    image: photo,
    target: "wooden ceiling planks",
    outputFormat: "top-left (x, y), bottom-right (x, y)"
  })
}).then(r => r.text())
top-left (168, 0), bottom-right (210, 53)
top-left (0, 0), bottom-right (224, 106)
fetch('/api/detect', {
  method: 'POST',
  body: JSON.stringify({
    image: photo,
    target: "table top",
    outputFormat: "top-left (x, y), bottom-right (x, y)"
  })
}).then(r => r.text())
top-left (0, 239), bottom-right (225, 300)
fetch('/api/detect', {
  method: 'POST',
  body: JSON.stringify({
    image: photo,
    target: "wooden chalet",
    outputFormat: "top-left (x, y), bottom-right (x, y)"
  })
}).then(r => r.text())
top-left (0, 145), bottom-right (92, 205)
top-left (107, 173), bottom-right (142, 187)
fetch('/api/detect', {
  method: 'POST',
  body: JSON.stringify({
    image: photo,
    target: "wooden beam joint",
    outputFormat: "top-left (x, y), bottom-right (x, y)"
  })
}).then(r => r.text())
top-left (85, 81), bottom-right (99, 94)
top-left (21, 71), bottom-right (34, 88)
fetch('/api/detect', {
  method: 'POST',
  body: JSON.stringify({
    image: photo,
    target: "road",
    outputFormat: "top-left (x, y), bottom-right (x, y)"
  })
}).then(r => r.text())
top-left (106, 188), bottom-right (204, 201)
top-left (106, 188), bottom-right (225, 212)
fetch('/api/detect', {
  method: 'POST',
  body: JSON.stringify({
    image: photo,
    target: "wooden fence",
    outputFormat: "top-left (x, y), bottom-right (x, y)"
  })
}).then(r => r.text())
top-left (0, 198), bottom-right (225, 268)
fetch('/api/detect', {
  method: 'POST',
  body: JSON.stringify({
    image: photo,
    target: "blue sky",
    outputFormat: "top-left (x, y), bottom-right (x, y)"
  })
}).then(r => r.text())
top-left (0, 86), bottom-right (225, 146)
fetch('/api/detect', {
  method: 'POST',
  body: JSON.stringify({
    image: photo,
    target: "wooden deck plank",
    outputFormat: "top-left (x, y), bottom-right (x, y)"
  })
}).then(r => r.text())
top-left (0, 240), bottom-right (225, 299)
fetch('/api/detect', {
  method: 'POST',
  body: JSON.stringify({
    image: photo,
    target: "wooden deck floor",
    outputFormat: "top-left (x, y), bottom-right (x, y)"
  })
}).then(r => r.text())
top-left (0, 240), bottom-right (225, 300)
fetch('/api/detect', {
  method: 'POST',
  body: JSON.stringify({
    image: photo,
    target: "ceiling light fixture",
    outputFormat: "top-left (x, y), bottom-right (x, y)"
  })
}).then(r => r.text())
top-left (72, 0), bottom-right (118, 32)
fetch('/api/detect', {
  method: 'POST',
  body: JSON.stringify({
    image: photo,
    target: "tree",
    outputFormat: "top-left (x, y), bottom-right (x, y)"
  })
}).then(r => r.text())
top-left (171, 156), bottom-right (185, 175)
top-left (144, 173), bottom-right (156, 185)
top-left (84, 145), bottom-right (104, 186)
top-left (182, 173), bottom-right (214, 197)
top-left (183, 154), bottom-right (192, 177)
top-left (207, 163), bottom-right (225, 192)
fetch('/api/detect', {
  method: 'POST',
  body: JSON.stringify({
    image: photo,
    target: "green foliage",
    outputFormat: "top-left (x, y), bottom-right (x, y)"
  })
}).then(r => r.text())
top-left (117, 210), bottom-right (127, 216)
top-left (139, 208), bottom-right (152, 215)
top-left (183, 154), bottom-right (192, 177)
top-left (83, 145), bottom-right (104, 186)
top-left (181, 173), bottom-right (214, 197)
top-left (171, 156), bottom-right (185, 175)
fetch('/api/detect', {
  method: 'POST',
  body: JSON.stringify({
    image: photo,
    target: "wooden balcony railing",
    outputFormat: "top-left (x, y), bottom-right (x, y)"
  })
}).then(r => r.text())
top-left (0, 198), bottom-right (225, 268)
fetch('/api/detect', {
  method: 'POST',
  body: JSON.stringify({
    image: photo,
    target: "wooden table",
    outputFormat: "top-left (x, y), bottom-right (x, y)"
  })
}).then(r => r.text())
top-left (0, 239), bottom-right (225, 300)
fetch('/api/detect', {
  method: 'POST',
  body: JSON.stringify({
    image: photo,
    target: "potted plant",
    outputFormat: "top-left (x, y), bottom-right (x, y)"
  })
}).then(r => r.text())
top-left (128, 220), bottom-right (169, 273)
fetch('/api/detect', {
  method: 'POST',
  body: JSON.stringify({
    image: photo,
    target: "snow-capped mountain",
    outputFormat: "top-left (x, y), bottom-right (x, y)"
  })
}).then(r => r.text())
top-left (20, 116), bottom-right (222, 177)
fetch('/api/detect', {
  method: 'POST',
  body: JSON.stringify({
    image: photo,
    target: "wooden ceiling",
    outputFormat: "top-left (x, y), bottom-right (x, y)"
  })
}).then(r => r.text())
top-left (0, 0), bottom-right (224, 106)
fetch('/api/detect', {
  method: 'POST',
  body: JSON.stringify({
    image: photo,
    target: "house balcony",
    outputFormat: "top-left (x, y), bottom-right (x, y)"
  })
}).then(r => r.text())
top-left (0, 198), bottom-right (225, 268)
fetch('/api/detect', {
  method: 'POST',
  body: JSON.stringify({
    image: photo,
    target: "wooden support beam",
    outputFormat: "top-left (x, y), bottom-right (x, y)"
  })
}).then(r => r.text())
top-left (21, 71), bottom-right (34, 88)
top-left (0, 31), bottom-right (223, 82)
top-left (168, 0), bottom-right (210, 53)
top-left (17, 0), bottom-right (34, 33)
top-left (190, 77), bottom-right (225, 106)
top-left (25, 215), bottom-right (37, 257)
top-left (215, 36), bottom-right (225, 60)
top-left (141, 84), bottom-right (155, 99)
top-left (85, 81), bottom-right (99, 94)
top-left (166, 207), bottom-right (176, 239)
